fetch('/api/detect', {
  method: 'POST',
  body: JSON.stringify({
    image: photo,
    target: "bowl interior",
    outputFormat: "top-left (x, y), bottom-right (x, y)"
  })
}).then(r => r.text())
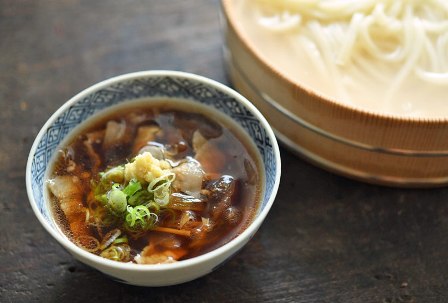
top-left (28, 72), bottom-right (279, 237)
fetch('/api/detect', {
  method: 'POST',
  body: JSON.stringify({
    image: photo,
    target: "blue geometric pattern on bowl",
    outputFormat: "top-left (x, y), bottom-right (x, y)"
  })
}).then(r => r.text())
top-left (30, 76), bottom-right (277, 225)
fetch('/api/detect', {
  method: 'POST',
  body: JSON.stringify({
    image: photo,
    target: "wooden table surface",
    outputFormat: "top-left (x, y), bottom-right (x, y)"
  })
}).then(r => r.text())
top-left (1, 1), bottom-right (448, 302)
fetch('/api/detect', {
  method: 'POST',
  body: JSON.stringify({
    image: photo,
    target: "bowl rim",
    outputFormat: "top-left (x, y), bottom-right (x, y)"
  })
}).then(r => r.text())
top-left (26, 70), bottom-right (281, 273)
top-left (222, 0), bottom-right (448, 124)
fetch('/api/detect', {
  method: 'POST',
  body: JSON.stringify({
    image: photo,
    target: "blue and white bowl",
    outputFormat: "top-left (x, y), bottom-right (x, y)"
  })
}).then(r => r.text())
top-left (26, 71), bottom-right (281, 286)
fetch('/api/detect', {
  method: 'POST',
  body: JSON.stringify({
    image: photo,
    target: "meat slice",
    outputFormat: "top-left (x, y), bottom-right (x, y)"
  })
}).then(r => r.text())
top-left (172, 158), bottom-right (204, 198)
top-left (135, 234), bottom-right (187, 264)
top-left (132, 125), bottom-right (160, 155)
top-left (47, 175), bottom-right (89, 237)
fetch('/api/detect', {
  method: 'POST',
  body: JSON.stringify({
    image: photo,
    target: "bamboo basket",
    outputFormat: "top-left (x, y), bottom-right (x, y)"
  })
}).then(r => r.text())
top-left (222, 0), bottom-right (448, 187)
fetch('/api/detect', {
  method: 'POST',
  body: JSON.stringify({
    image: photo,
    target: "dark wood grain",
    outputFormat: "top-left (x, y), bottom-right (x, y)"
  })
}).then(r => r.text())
top-left (1, 1), bottom-right (448, 302)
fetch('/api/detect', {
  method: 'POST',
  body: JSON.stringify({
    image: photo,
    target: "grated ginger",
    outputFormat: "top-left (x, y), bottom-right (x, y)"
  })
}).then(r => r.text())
top-left (124, 152), bottom-right (171, 183)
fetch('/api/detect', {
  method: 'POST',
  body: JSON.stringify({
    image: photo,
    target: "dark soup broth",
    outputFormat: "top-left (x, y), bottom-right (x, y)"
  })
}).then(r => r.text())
top-left (46, 99), bottom-right (263, 264)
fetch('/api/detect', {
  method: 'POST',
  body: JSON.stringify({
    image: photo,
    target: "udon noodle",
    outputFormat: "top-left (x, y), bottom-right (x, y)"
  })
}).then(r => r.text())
top-left (236, 0), bottom-right (448, 118)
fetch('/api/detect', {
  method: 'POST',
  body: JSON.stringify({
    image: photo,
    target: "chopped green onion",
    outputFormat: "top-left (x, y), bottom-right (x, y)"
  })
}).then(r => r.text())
top-left (99, 228), bottom-right (122, 250)
top-left (91, 159), bottom-right (179, 243)
top-left (146, 173), bottom-right (174, 207)
top-left (101, 166), bottom-right (125, 183)
top-left (100, 244), bottom-right (131, 262)
top-left (147, 173), bottom-right (175, 191)
top-left (111, 183), bottom-right (121, 190)
top-left (113, 236), bottom-right (128, 245)
top-left (108, 188), bottom-right (127, 215)
top-left (122, 179), bottom-right (142, 197)
top-left (125, 205), bottom-right (158, 231)
top-left (127, 190), bottom-right (153, 206)
top-left (95, 194), bottom-right (108, 205)
top-left (149, 182), bottom-right (171, 206)
top-left (146, 201), bottom-right (160, 213)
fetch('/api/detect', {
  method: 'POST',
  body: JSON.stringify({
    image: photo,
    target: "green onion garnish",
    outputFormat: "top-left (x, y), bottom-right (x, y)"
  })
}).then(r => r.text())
top-left (108, 188), bottom-right (127, 215)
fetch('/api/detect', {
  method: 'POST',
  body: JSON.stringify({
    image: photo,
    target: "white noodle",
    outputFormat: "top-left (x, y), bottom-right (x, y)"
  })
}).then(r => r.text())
top-left (308, 21), bottom-right (349, 100)
top-left (295, 35), bottom-right (329, 81)
top-left (257, 10), bottom-right (301, 31)
top-left (436, 33), bottom-right (448, 70)
top-left (421, 33), bottom-right (439, 73)
top-left (384, 18), bottom-right (425, 103)
top-left (352, 55), bottom-right (387, 85)
top-left (248, 0), bottom-right (448, 116)
top-left (336, 13), bottom-right (363, 66)
top-left (416, 70), bottom-right (448, 85)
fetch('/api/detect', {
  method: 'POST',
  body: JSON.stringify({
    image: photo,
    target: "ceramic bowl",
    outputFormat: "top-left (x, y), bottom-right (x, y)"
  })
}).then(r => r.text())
top-left (26, 71), bottom-right (281, 286)
top-left (222, 0), bottom-right (448, 187)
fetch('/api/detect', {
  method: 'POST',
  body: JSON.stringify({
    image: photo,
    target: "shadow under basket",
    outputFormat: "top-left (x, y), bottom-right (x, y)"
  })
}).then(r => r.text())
top-left (222, 0), bottom-right (448, 188)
